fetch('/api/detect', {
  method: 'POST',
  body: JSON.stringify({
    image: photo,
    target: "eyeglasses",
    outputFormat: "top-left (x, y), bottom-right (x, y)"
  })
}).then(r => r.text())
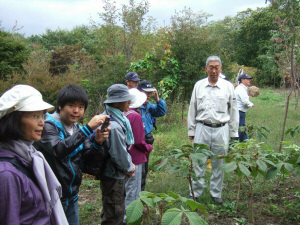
top-left (26, 114), bottom-right (48, 121)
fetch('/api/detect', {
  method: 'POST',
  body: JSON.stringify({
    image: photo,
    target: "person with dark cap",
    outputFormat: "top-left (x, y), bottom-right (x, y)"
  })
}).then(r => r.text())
top-left (235, 73), bottom-right (254, 142)
top-left (138, 80), bottom-right (167, 191)
top-left (126, 72), bottom-right (141, 89)
top-left (100, 84), bottom-right (136, 225)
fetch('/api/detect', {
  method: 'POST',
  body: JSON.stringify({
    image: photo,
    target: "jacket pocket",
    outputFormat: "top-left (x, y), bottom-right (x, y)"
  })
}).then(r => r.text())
top-left (196, 94), bottom-right (206, 111)
top-left (216, 94), bottom-right (228, 113)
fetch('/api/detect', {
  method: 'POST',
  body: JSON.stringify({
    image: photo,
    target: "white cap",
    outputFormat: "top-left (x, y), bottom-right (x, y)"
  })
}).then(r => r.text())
top-left (128, 88), bottom-right (147, 109)
top-left (0, 84), bottom-right (55, 119)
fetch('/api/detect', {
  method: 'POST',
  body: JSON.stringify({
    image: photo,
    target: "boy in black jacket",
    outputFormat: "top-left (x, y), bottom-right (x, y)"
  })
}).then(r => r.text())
top-left (35, 85), bottom-right (110, 225)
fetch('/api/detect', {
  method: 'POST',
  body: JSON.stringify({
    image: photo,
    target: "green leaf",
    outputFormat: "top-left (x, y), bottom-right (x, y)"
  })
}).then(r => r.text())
top-left (165, 196), bottom-right (176, 203)
top-left (191, 153), bottom-right (206, 167)
top-left (266, 167), bottom-right (279, 180)
top-left (284, 163), bottom-right (293, 172)
top-left (182, 144), bottom-right (193, 148)
top-left (126, 199), bottom-right (144, 224)
top-left (220, 161), bottom-right (237, 173)
top-left (153, 158), bottom-right (168, 171)
top-left (140, 196), bottom-right (155, 208)
top-left (193, 143), bottom-right (209, 150)
top-left (285, 128), bottom-right (292, 135)
top-left (153, 196), bottom-right (163, 203)
top-left (277, 163), bottom-right (284, 171)
top-left (185, 211), bottom-right (208, 225)
top-left (180, 196), bottom-right (188, 202)
top-left (251, 167), bottom-right (259, 178)
top-left (174, 153), bottom-right (189, 160)
top-left (170, 149), bottom-right (183, 154)
top-left (186, 199), bottom-right (207, 215)
top-left (257, 159), bottom-right (267, 171)
top-left (161, 209), bottom-right (183, 225)
top-left (291, 130), bottom-right (295, 137)
top-left (139, 191), bottom-right (153, 197)
top-left (262, 159), bottom-right (276, 167)
top-left (238, 163), bottom-right (251, 177)
top-left (240, 161), bottom-right (252, 167)
top-left (167, 191), bottom-right (180, 200)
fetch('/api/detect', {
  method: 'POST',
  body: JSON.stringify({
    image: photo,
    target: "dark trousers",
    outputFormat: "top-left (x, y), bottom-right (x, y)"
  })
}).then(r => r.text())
top-left (141, 153), bottom-right (150, 191)
top-left (62, 200), bottom-right (79, 225)
top-left (238, 111), bottom-right (248, 142)
top-left (100, 176), bottom-right (125, 225)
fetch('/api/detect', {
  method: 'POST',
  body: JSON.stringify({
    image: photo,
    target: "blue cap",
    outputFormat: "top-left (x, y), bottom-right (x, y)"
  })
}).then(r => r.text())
top-left (238, 73), bottom-right (253, 82)
top-left (125, 72), bottom-right (140, 82)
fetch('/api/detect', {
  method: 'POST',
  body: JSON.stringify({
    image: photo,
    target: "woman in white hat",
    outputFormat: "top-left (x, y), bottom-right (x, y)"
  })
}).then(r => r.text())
top-left (123, 88), bottom-right (153, 222)
top-left (0, 84), bottom-right (68, 225)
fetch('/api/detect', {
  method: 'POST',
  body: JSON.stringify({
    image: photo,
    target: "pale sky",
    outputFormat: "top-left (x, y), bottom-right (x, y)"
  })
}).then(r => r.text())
top-left (0, 0), bottom-right (268, 37)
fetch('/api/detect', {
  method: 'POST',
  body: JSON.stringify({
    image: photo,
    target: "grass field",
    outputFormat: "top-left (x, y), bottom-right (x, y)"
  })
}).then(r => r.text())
top-left (78, 88), bottom-right (300, 225)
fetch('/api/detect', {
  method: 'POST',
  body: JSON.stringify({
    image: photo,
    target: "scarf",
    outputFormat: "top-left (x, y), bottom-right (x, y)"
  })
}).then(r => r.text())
top-left (0, 140), bottom-right (68, 225)
top-left (106, 105), bottom-right (134, 145)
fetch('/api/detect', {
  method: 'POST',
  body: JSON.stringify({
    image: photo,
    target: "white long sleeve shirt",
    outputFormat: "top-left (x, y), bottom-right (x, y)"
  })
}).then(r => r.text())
top-left (188, 77), bottom-right (239, 138)
top-left (234, 83), bottom-right (254, 112)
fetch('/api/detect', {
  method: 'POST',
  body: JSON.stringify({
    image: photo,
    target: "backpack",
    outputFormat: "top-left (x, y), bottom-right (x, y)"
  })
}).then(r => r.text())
top-left (0, 157), bottom-right (37, 185)
top-left (89, 115), bottom-right (127, 179)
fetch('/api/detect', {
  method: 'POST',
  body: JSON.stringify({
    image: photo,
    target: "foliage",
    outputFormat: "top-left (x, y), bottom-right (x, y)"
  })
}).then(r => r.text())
top-left (227, 64), bottom-right (258, 84)
top-left (126, 191), bottom-right (207, 225)
top-left (27, 26), bottom-right (100, 55)
top-left (233, 7), bottom-right (280, 69)
top-left (0, 29), bottom-right (29, 78)
top-left (265, 141), bottom-right (300, 178)
top-left (0, 45), bottom-right (94, 106)
top-left (220, 139), bottom-right (300, 223)
top-left (285, 125), bottom-right (300, 138)
top-left (247, 125), bottom-right (270, 141)
top-left (154, 143), bottom-right (214, 201)
top-left (129, 49), bottom-right (180, 100)
top-left (168, 7), bottom-right (211, 102)
top-left (49, 44), bottom-right (98, 76)
top-left (121, 0), bottom-right (150, 63)
top-left (266, 0), bottom-right (300, 152)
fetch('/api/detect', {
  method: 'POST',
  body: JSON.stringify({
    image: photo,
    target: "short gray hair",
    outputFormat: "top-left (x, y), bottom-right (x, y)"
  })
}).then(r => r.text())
top-left (206, 56), bottom-right (222, 66)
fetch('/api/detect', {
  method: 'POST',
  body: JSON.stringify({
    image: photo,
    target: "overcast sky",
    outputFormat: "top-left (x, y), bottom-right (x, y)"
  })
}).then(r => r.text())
top-left (0, 0), bottom-right (269, 37)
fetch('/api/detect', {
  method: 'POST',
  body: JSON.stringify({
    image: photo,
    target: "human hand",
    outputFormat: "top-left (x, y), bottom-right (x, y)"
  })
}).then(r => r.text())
top-left (153, 88), bottom-right (159, 101)
top-left (88, 115), bottom-right (110, 130)
top-left (94, 127), bottom-right (110, 145)
top-left (126, 164), bottom-right (136, 177)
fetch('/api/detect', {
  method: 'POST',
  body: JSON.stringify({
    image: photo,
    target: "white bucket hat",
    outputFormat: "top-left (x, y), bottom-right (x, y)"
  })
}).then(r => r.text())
top-left (129, 88), bottom-right (147, 109)
top-left (0, 84), bottom-right (55, 119)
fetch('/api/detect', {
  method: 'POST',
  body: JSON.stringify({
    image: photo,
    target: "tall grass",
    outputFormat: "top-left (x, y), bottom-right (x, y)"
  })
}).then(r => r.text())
top-left (246, 88), bottom-right (300, 149)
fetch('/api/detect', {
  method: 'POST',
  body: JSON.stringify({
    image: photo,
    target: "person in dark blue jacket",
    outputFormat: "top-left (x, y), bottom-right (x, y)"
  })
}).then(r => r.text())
top-left (138, 80), bottom-right (167, 191)
top-left (34, 85), bottom-right (110, 225)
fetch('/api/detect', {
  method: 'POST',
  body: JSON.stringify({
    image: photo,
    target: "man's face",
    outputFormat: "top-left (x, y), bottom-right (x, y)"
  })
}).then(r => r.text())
top-left (142, 91), bottom-right (152, 102)
top-left (242, 79), bottom-right (251, 87)
top-left (205, 61), bottom-right (222, 83)
top-left (126, 80), bottom-right (139, 89)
